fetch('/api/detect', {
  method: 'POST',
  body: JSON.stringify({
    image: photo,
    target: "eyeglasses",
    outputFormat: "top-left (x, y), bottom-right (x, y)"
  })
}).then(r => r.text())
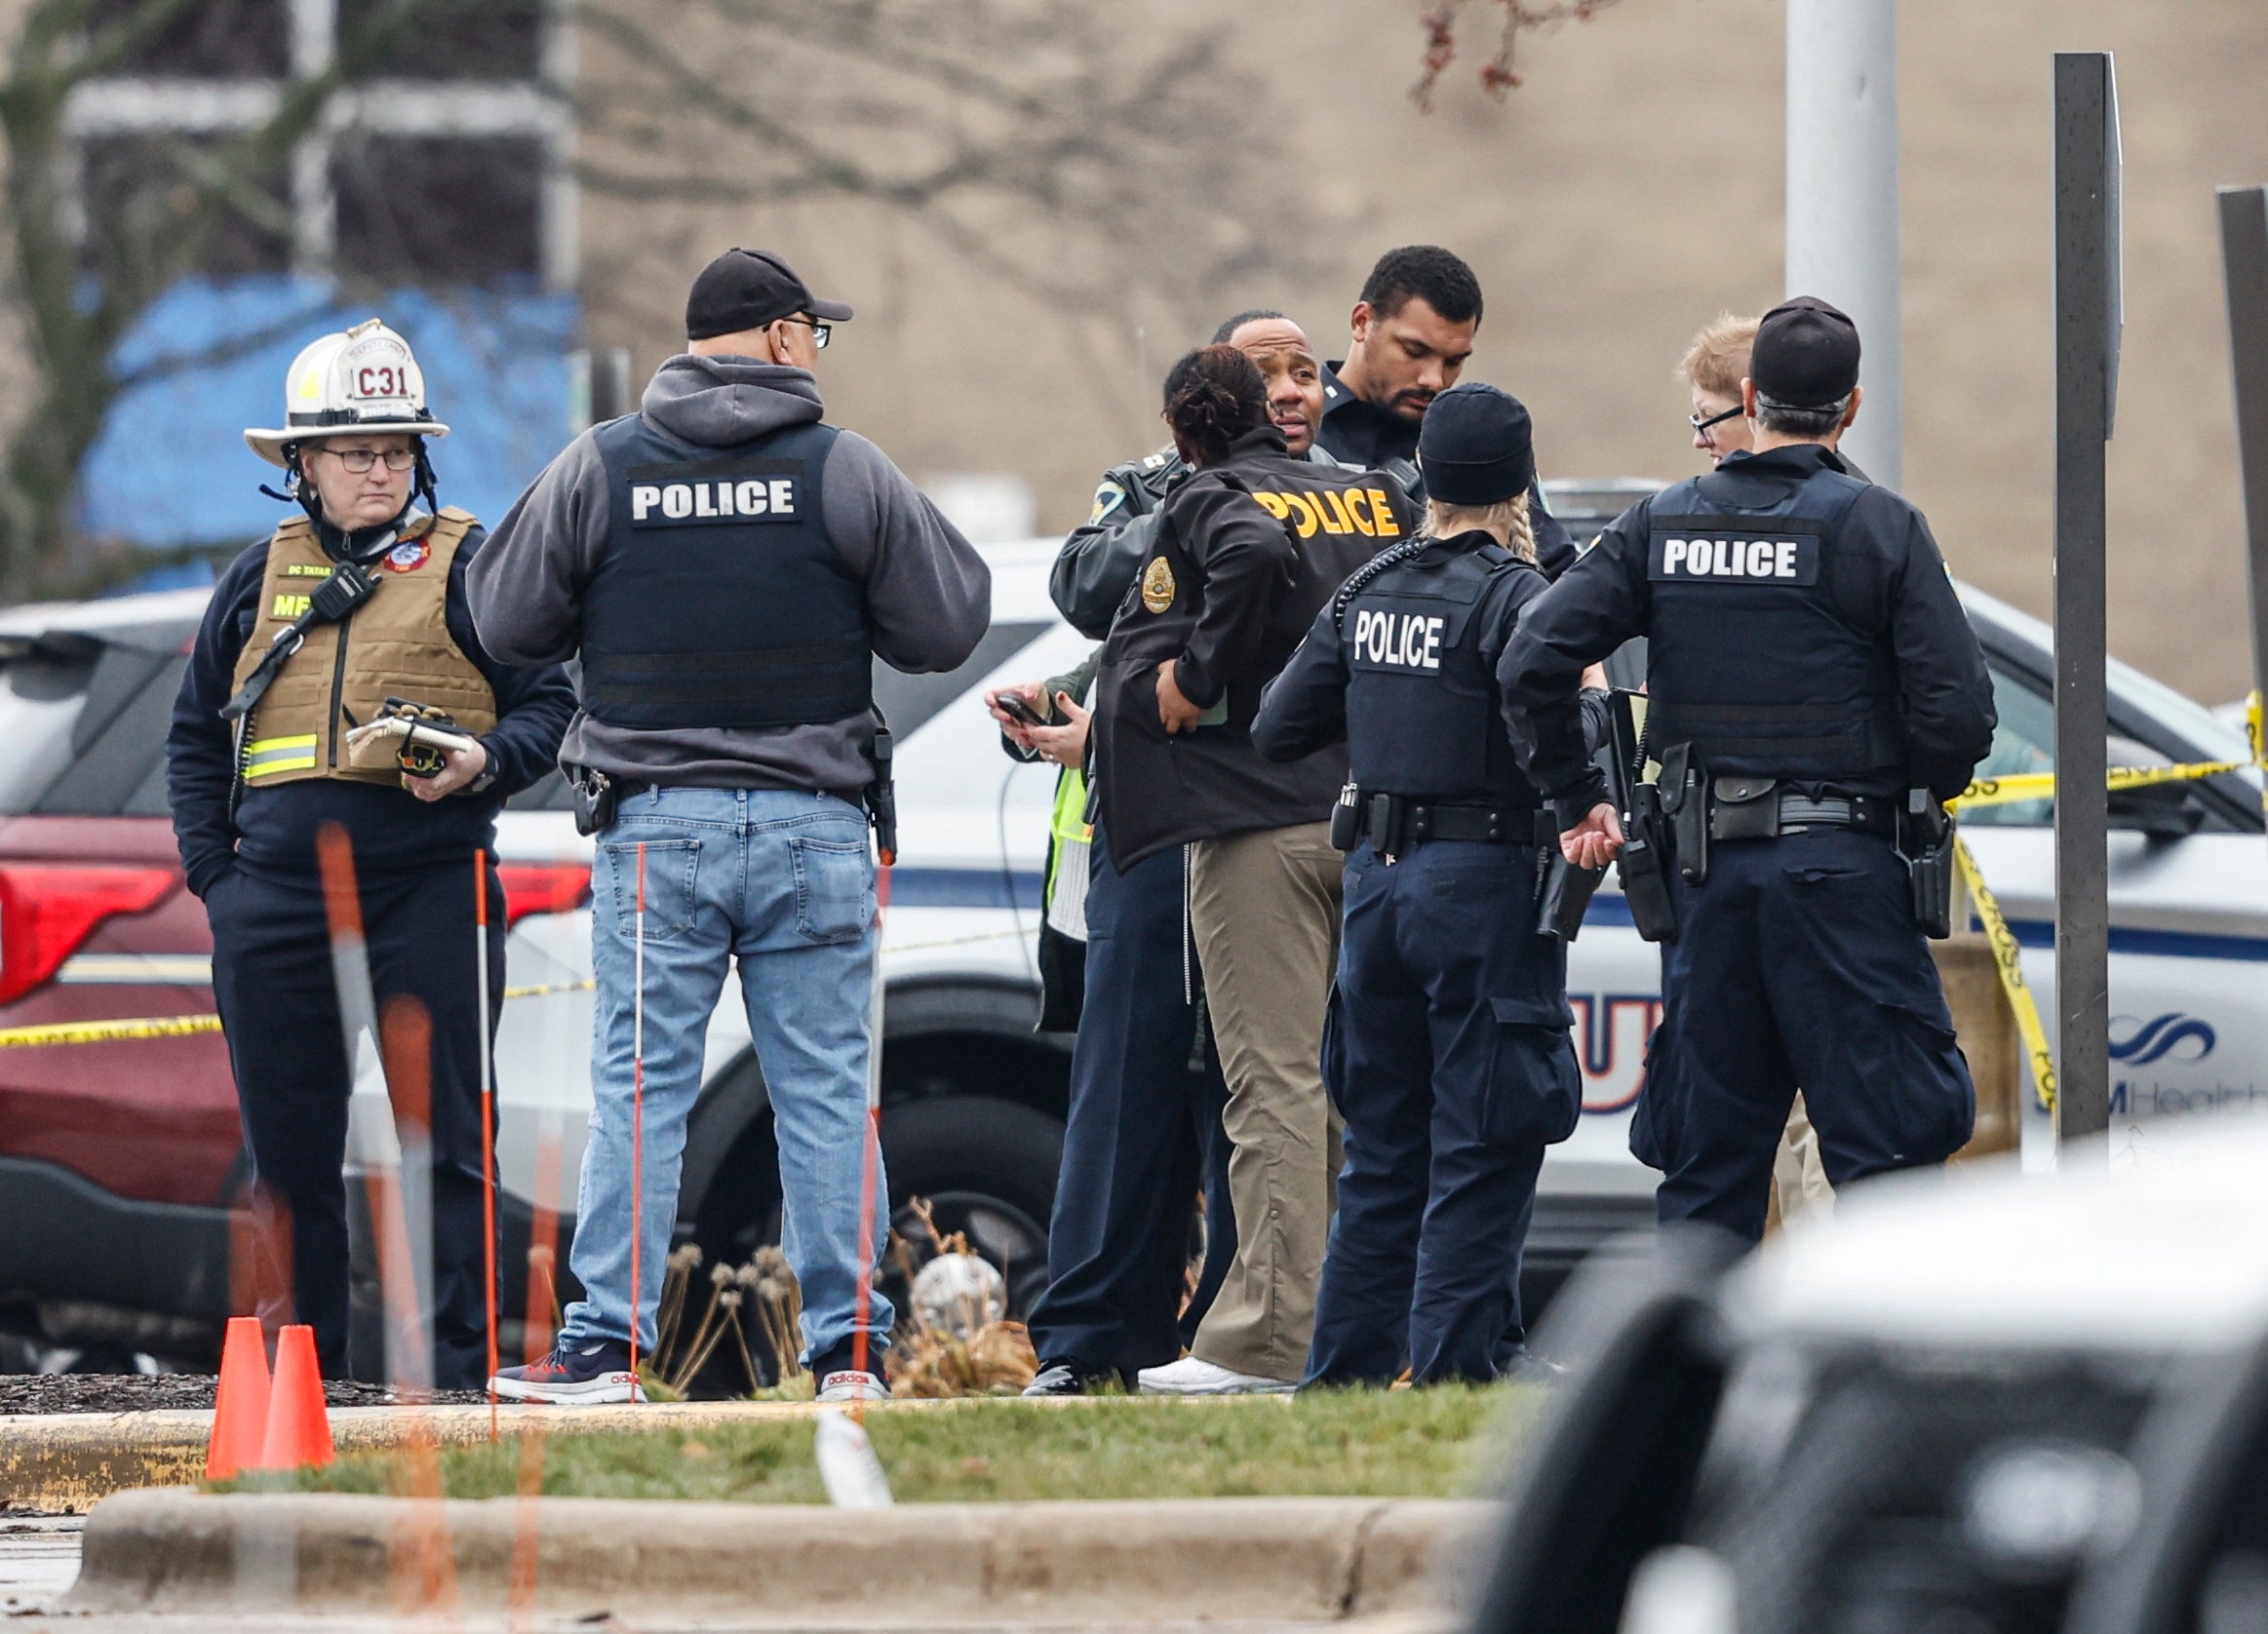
top-left (778, 316), bottom-right (832, 350)
top-left (318, 447), bottom-right (417, 472)
top-left (1689, 404), bottom-right (1744, 436)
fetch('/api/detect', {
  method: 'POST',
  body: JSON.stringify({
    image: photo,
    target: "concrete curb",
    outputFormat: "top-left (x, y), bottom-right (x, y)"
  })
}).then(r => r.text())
top-left (64, 1489), bottom-right (1494, 1625)
top-left (0, 1398), bottom-right (890, 1514)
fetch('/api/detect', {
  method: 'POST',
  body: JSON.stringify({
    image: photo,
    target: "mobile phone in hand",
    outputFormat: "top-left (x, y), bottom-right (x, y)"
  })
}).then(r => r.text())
top-left (994, 691), bottom-right (1047, 728)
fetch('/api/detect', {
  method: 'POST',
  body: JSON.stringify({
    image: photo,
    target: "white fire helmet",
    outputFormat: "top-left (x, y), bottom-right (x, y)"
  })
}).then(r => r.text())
top-left (243, 318), bottom-right (450, 468)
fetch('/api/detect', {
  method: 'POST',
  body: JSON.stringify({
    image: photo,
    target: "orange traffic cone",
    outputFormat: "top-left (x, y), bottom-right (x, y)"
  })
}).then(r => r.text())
top-left (204, 1316), bottom-right (273, 1481)
top-left (257, 1324), bottom-right (335, 1472)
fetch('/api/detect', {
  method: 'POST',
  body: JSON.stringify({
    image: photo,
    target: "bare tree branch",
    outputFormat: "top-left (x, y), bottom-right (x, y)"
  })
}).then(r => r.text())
top-left (1411, 0), bottom-right (1633, 109)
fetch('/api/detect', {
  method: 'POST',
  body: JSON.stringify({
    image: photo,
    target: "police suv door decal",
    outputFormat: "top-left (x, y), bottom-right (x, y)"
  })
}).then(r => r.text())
top-left (626, 459), bottom-right (806, 525)
top-left (1648, 517), bottom-right (1821, 585)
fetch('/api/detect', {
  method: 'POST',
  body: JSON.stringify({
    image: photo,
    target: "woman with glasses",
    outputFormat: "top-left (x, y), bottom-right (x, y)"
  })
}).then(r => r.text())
top-left (1679, 312), bottom-right (1761, 468)
top-left (166, 319), bottom-right (574, 1386)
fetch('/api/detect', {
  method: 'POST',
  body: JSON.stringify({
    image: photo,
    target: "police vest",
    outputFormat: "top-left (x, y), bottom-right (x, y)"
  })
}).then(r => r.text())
top-left (580, 416), bottom-right (868, 731)
top-left (1642, 465), bottom-right (1903, 781)
top-left (1339, 536), bottom-right (1540, 804)
top-left (231, 509), bottom-right (495, 788)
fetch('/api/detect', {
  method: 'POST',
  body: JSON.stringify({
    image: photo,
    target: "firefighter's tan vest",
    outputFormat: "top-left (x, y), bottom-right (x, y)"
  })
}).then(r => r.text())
top-left (230, 508), bottom-right (496, 788)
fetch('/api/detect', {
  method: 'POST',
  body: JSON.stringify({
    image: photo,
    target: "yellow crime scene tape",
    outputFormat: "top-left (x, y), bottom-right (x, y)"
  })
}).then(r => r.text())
top-left (1952, 688), bottom-right (2265, 811)
top-left (1945, 689), bottom-right (2265, 1113)
top-left (0, 924), bottom-right (1035, 1050)
top-left (1952, 837), bottom-right (2058, 1116)
top-left (0, 982), bottom-right (597, 1050)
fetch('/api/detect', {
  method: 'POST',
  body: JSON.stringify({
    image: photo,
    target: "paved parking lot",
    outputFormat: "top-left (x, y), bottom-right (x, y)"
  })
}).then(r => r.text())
top-left (0, 1516), bottom-right (81, 1613)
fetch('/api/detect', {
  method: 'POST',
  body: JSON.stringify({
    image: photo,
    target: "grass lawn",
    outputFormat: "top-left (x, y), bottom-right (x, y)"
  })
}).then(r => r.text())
top-left (241, 1389), bottom-right (1534, 1504)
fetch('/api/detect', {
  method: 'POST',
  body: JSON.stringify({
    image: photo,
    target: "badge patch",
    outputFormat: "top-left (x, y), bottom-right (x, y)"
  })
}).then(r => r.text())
top-left (1089, 481), bottom-right (1128, 524)
top-left (382, 538), bottom-right (432, 574)
top-left (1141, 556), bottom-right (1176, 614)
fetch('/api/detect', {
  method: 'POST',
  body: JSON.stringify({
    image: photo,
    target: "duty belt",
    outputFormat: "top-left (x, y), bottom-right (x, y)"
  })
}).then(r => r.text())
top-left (1353, 793), bottom-right (1535, 856)
top-left (1706, 778), bottom-right (1897, 841)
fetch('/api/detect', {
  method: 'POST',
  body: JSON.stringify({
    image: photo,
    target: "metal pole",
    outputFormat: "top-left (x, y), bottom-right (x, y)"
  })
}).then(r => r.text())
top-left (2217, 185), bottom-right (2268, 850)
top-left (1786, 0), bottom-right (1901, 490)
top-left (2053, 53), bottom-right (2116, 1150)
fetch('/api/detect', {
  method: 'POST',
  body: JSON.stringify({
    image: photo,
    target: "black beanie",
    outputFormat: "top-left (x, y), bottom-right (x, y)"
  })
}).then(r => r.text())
top-left (1417, 382), bottom-right (1536, 506)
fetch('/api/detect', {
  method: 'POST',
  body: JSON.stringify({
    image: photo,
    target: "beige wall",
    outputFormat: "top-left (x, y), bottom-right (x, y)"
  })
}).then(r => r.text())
top-left (581, 0), bottom-right (2268, 702)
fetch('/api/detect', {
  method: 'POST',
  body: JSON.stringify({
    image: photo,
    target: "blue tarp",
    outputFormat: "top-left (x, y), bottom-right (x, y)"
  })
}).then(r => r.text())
top-left (81, 278), bottom-right (579, 552)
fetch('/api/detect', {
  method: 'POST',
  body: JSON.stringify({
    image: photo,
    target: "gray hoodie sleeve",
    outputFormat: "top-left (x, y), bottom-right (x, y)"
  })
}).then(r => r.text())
top-left (465, 430), bottom-right (609, 668)
top-left (822, 430), bottom-right (991, 675)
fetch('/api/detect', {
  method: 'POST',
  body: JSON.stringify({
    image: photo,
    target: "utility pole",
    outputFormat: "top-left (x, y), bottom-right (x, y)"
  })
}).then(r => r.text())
top-left (2217, 186), bottom-right (2268, 858)
top-left (2052, 53), bottom-right (2120, 1152)
top-left (1786, 0), bottom-right (1901, 491)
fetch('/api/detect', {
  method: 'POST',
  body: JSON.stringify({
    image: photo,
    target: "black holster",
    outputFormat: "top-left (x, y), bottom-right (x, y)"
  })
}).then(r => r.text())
top-left (1535, 812), bottom-right (1603, 942)
top-left (867, 712), bottom-right (899, 864)
top-left (1618, 782), bottom-right (1679, 943)
top-left (1659, 743), bottom-right (1708, 886)
top-left (569, 766), bottom-right (620, 836)
top-left (1330, 781), bottom-right (1362, 851)
top-left (1900, 788), bottom-right (1956, 939)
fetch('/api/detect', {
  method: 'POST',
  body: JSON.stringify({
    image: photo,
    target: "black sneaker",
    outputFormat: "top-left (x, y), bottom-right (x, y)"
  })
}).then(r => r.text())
top-left (489, 1340), bottom-right (645, 1404)
top-left (1022, 1360), bottom-right (1090, 1398)
top-left (810, 1340), bottom-right (890, 1403)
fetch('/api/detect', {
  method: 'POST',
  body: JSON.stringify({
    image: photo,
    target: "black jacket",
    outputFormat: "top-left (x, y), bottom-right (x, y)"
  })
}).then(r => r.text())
top-left (1050, 441), bottom-right (1373, 640)
top-left (1498, 444), bottom-right (1996, 825)
top-left (1316, 361), bottom-right (1579, 576)
top-left (169, 522), bottom-right (577, 897)
top-left (1091, 425), bottom-right (1416, 867)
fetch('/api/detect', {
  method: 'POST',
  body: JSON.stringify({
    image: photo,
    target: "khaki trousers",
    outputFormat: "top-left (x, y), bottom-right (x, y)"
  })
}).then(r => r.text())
top-left (1186, 822), bottom-right (1344, 1382)
top-left (1766, 1093), bottom-right (1836, 1231)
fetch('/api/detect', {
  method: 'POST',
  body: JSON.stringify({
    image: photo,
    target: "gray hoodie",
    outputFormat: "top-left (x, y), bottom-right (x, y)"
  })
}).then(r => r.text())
top-left (469, 355), bottom-right (991, 794)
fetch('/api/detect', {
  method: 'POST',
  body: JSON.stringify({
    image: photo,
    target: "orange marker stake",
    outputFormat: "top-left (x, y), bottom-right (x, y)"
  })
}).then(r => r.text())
top-left (476, 851), bottom-right (498, 1440)
top-left (508, 1116), bottom-right (564, 1634)
top-left (628, 840), bottom-right (645, 1397)
top-left (848, 856), bottom-right (891, 1420)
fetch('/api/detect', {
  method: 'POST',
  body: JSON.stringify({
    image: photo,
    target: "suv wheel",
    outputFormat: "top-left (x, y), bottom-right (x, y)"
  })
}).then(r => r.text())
top-left (879, 1095), bottom-right (1061, 1319)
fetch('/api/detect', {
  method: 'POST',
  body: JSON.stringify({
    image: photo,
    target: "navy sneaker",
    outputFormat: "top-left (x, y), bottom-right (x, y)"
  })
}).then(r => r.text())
top-left (489, 1340), bottom-right (645, 1405)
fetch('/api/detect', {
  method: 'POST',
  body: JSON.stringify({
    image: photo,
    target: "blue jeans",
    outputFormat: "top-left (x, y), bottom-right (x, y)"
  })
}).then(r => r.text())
top-left (558, 786), bottom-right (893, 1366)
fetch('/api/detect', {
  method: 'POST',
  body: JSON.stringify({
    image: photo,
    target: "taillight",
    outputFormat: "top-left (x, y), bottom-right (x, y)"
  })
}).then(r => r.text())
top-left (0, 864), bottom-right (176, 1005)
top-left (496, 862), bottom-right (592, 928)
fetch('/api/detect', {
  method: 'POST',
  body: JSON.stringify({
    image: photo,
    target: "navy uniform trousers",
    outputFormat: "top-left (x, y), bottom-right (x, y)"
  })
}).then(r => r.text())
top-left (207, 857), bottom-right (505, 1385)
top-left (1307, 837), bottom-right (1581, 1386)
top-left (1633, 828), bottom-right (1975, 1242)
top-left (1026, 824), bottom-right (1236, 1380)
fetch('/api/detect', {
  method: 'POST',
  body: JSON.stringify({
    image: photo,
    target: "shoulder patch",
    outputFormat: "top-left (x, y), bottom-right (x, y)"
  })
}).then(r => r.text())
top-left (1088, 481), bottom-right (1129, 524)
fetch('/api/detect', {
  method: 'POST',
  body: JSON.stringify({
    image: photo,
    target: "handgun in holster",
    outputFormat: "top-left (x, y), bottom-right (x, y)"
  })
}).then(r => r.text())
top-left (569, 766), bottom-right (618, 836)
top-left (1606, 688), bottom-right (1678, 943)
top-left (1900, 788), bottom-right (1956, 939)
top-left (1658, 742), bottom-right (1709, 887)
top-left (867, 711), bottom-right (899, 865)
top-left (1330, 781), bottom-right (1362, 851)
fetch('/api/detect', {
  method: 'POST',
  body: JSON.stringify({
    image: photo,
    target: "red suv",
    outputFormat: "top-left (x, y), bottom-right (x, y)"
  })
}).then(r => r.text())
top-left (0, 590), bottom-right (591, 1372)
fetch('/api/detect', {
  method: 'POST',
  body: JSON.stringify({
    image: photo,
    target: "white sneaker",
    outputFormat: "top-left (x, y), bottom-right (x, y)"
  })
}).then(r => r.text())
top-left (816, 1368), bottom-right (891, 1404)
top-left (1135, 1355), bottom-right (1296, 1395)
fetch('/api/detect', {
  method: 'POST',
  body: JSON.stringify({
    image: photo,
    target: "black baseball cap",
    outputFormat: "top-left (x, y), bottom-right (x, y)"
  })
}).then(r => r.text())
top-left (1751, 296), bottom-right (1860, 408)
top-left (684, 249), bottom-right (853, 341)
top-left (1417, 382), bottom-right (1535, 506)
